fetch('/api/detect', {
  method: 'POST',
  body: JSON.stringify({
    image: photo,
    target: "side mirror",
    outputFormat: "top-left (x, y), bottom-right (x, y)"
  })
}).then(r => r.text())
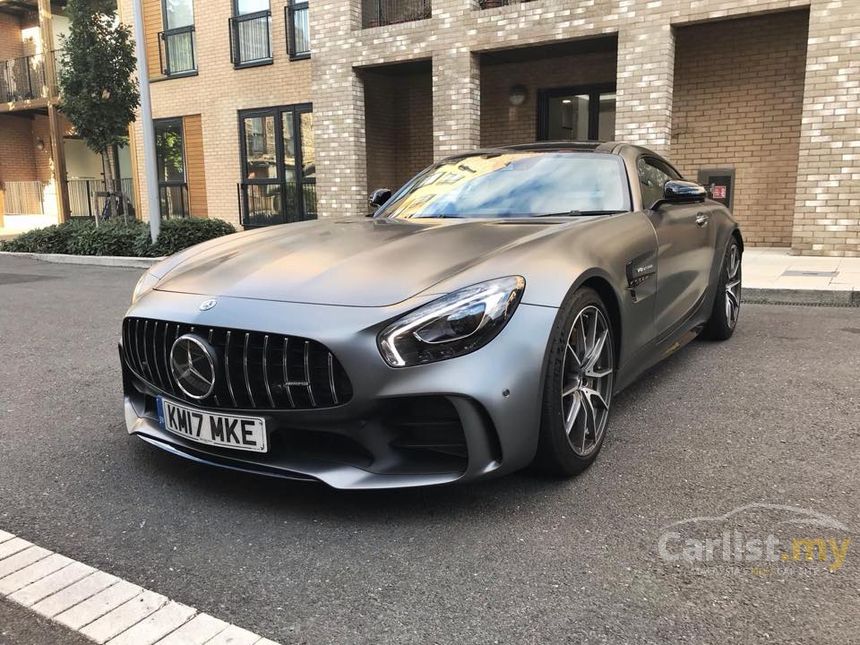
top-left (368, 188), bottom-right (392, 214)
top-left (654, 180), bottom-right (707, 208)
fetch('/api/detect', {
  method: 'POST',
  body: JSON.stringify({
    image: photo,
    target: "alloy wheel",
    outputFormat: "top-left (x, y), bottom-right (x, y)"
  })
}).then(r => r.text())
top-left (561, 306), bottom-right (614, 457)
top-left (725, 245), bottom-right (741, 328)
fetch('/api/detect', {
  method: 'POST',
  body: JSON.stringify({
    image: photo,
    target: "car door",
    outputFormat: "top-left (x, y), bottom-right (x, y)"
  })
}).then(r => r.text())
top-left (638, 156), bottom-right (717, 338)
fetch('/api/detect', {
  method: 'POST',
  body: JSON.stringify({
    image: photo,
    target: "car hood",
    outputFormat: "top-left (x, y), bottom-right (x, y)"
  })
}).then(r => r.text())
top-left (154, 217), bottom-right (583, 307)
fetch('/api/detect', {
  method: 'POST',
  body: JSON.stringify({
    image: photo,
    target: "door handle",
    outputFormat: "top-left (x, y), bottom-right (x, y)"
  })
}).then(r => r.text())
top-left (696, 213), bottom-right (710, 227)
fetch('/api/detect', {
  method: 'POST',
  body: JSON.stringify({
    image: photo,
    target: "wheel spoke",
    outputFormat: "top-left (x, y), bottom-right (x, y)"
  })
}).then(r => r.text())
top-left (564, 391), bottom-right (582, 436)
top-left (584, 329), bottom-right (608, 371)
top-left (581, 386), bottom-right (609, 412)
top-left (566, 342), bottom-right (582, 369)
top-left (562, 382), bottom-right (579, 397)
top-left (581, 393), bottom-right (597, 452)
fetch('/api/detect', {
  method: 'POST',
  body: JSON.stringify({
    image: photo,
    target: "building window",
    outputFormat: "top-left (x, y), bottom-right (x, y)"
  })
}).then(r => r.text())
top-left (238, 104), bottom-right (316, 227)
top-left (287, 0), bottom-right (310, 60)
top-left (230, 0), bottom-right (272, 68)
top-left (159, 0), bottom-right (196, 76)
top-left (154, 118), bottom-right (189, 218)
top-left (538, 85), bottom-right (616, 142)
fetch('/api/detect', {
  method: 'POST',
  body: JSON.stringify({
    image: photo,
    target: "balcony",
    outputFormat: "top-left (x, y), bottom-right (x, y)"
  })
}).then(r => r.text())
top-left (0, 53), bottom-right (52, 104)
top-left (238, 181), bottom-right (317, 228)
top-left (362, 0), bottom-right (430, 28)
top-left (158, 26), bottom-right (196, 76)
top-left (229, 11), bottom-right (273, 68)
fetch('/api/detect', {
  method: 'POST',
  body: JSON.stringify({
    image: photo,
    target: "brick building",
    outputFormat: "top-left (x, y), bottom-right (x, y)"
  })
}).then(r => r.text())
top-left (0, 0), bottom-right (136, 233)
top-left (117, 1), bottom-right (857, 255)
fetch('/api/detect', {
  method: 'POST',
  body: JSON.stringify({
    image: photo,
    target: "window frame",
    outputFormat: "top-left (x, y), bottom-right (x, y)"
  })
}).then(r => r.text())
top-left (229, 0), bottom-right (273, 69)
top-left (537, 83), bottom-right (616, 142)
top-left (158, 0), bottom-right (197, 77)
top-left (237, 103), bottom-right (315, 227)
top-left (153, 117), bottom-right (190, 218)
top-left (286, 0), bottom-right (311, 60)
top-left (637, 155), bottom-right (683, 210)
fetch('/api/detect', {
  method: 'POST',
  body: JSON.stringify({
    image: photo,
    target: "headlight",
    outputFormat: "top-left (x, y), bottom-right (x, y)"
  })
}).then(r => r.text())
top-left (131, 271), bottom-right (160, 304)
top-left (378, 276), bottom-right (525, 367)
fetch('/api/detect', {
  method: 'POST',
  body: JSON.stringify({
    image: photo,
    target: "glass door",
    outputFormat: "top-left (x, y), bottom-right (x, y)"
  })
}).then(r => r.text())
top-left (538, 85), bottom-right (616, 142)
top-left (239, 104), bottom-right (315, 227)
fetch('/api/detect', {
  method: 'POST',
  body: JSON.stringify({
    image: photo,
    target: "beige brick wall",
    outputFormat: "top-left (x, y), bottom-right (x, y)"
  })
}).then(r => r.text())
top-left (364, 65), bottom-right (433, 194)
top-left (119, 0), bottom-right (312, 226)
top-left (792, 0), bottom-right (860, 257)
top-left (672, 11), bottom-right (808, 248)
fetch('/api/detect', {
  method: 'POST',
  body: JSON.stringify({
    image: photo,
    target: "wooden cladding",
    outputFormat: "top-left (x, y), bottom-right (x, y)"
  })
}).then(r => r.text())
top-left (142, 0), bottom-right (162, 79)
top-left (183, 114), bottom-right (208, 218)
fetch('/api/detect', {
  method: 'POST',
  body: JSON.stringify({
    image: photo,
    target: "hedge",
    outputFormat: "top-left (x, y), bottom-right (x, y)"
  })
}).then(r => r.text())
top-left (0, 218), bottom-right (236, 258)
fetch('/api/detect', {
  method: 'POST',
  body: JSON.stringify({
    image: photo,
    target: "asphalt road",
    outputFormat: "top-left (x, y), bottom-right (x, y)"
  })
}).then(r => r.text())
top-left (0, 255), bottom-right (858, 644)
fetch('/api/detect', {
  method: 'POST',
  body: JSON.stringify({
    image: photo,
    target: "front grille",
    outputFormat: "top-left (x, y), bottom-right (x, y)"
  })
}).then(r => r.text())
top-left (122, 317), bottom-right (353, 410)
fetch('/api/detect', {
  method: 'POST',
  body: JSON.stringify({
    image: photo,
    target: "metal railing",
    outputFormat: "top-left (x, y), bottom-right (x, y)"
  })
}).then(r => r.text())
top-left (238, 181), bottom-right (317, 228)
top-left (2, 181), bottom-right (45, 215)
top-left (0, 54), bottom-right (49, 103)
top-left (67, 178), bottom-right (136, 219)
top-left (230, 11), bottom-right (272, 66)
top-left (286, 2), bottom-right (310, 59)
top-left (362, 0), bottom-right (431, 28)
top-left (158, 26), bottom-right (196, 76)
top-left (159, 182), bottom-right (189, 219)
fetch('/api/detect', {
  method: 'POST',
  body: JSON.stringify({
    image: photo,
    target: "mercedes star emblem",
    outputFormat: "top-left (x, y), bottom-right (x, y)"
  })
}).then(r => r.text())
top-left (169, 334), bottom-right (217, 400)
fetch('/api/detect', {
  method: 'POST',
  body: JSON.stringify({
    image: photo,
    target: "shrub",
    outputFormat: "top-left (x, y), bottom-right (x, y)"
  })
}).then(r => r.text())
top-left (135, 218), bottom-right (236, 257)
top-left (1, 217), bottom-right (236, 257)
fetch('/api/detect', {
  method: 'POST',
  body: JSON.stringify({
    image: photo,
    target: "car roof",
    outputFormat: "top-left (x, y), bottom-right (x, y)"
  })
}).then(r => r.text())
top-left (440, 141), bottom-right (660, 162)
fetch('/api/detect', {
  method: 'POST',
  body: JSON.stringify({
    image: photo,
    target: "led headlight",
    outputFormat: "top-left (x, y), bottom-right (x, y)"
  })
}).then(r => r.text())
top-left (378, 276), bottom-right (525, 367)
top-left (131, 271), bottom-right (161, 305)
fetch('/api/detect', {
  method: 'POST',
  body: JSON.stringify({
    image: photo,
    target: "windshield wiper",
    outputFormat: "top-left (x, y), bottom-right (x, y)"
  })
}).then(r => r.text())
top-left (413, 214), bottom-right (467, 219)
top-left (532, 210), bottom-right (628, 218)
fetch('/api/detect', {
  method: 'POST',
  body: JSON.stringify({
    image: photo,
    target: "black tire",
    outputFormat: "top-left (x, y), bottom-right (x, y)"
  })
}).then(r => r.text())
top-left (533, 287), bottom-right (615, 477)
top-left (702, 238), bottom-right (742, 341)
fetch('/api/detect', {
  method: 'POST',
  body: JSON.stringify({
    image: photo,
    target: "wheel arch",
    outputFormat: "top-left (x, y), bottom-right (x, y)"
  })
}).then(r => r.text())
top-left (577, 273), bottom-right (623, 370)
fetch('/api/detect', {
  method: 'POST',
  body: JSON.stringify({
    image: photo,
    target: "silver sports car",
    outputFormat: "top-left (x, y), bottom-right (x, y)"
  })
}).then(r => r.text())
top-left (121, 142), bottom-right (742, 489)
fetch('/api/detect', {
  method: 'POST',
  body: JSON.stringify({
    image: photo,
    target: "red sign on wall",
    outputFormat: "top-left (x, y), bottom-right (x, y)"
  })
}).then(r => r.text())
top-left (712, 185), bottom-right (727, 200)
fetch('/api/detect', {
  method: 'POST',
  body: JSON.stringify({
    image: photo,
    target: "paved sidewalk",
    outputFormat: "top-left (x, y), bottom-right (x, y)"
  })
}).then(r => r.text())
top-left (743, 247), bottom-right (859, 305)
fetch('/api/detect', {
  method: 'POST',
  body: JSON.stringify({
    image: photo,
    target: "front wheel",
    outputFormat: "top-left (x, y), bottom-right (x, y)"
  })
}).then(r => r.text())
top-left (534, 287), bottom-right (615, 477)
top-left (703, 239), bottom-right (742, 341)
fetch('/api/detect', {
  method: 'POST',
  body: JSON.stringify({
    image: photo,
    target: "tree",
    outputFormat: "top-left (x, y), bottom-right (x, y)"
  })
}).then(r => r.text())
top-left (58, 0), bottom-right (139, 219)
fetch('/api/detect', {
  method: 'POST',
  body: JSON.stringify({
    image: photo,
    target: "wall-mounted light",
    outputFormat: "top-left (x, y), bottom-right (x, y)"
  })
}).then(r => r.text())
top-left (35, 138), bottom-right (45, 151)
top-left (508, 84), bottom-right (528, 107)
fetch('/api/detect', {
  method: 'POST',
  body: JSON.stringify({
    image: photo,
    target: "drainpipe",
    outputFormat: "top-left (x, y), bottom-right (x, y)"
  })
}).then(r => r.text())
top-left (131, 0), bottom-right (160, 242)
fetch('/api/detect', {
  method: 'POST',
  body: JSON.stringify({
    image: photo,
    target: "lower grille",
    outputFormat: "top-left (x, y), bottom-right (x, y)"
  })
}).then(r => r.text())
top-left (122, 317), bottom-right (353, 410)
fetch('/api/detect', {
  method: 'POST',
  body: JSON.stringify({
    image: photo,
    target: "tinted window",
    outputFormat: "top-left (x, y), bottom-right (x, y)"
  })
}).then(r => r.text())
top-left (378, 152), bottom-right (630, 219)
top-left (637, 157), bottom-right (679, 208)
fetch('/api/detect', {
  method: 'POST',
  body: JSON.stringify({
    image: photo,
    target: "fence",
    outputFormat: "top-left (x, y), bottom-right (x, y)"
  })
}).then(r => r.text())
top-left (67, 179), bottom-right (137, 219)
top-left (0, 54), bottom-right (49, 103)
top-left (238, 182), bottom-right (317, 228)
top-left (230, 11), bottom-right (272, 65)
top-left (362, 0), bottom-right (431, 27)
top-left (3, 181), bottom-right (45, 215)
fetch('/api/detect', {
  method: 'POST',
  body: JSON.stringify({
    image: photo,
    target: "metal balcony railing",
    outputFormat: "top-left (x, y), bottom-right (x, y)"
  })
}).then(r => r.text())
top-left (286, 2), bottom-right (310, 59)
top-left (362, 0), bottom-right (431, 28)
top-left (0, 54), bottom-right (50, 103)
top-left (230, 11), bottom-right (272, 67)
top-left (159, 182), bottom-right (189, 219)
top-left (158, 26), bottom-right (196, 76)
top-left (238, 181), bottom-right (317, 228)
top-left (67, 178), bottom-right (136, 219)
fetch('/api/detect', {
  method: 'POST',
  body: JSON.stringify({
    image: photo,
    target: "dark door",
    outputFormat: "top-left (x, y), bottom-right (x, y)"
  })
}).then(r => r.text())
top-left (638, 156), bottom-right (717, 337)
top-left (537, 85), bottom-right (616, 141)
top-left (239, 104), bottom-right (316, 227)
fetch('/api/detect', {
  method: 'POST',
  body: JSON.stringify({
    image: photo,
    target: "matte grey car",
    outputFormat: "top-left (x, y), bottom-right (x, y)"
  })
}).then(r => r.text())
top-left (121, 142), bottom-right (743, 489)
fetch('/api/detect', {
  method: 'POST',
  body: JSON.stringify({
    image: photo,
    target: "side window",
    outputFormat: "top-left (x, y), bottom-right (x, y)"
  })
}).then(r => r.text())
top-left (637, 157), bottom-right (677, 208)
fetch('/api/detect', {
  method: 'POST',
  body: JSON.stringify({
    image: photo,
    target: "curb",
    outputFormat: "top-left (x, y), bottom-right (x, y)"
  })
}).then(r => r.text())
top-left (0, 251), bottom-right (162, 269)
top-left (742, 287), bottom-right (858, 307)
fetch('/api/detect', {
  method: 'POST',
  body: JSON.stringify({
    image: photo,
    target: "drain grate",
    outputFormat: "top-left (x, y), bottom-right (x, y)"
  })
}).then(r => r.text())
top-left (781, 270), bottom-right (838, 278)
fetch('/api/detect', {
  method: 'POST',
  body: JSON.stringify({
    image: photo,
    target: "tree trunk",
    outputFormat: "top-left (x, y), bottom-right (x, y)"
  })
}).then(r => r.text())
top-left (102, 146), bottom-right (118, 221)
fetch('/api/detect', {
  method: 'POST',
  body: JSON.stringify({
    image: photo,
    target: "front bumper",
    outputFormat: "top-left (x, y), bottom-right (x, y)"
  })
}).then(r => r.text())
top-left (122, 290), bottom-right (557, 489)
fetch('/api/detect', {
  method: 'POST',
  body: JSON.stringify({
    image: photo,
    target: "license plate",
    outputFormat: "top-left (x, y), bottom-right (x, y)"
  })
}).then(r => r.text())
top-left (157, 397), bottom-right (268, 453)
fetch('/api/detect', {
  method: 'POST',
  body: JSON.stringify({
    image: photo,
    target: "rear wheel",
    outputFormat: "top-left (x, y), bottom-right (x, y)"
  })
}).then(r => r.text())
top-left (703, 239), bottom-right (741, 340)
top-left (534, 287), bottom-right (615, 476)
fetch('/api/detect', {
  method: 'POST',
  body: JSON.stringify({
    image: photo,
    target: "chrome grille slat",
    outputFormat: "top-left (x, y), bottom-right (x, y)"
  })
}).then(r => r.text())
top-left (303, 340), bottom-right (316, 407)
top-left (262, 335), bottom-right (275, 408)
top-left (224, 330), bottom-right (238, 407)
top-left (243, 332), bottom-right (256, 408)
top-left (282, 337), bottom-right (296, 409)
top-left (122, 317), bottom-right (351, 411)
top-left (328, 352), bottom-right (338, 405)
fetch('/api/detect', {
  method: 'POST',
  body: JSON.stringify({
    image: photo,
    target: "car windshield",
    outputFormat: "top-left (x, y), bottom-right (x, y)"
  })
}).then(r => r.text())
top-left (377, 151), bottom-right (630, 219)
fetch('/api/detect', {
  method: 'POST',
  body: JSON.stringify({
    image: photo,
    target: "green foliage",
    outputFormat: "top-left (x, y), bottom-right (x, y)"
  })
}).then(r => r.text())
top-left (58, 0), bottom-right (140, 156)
top-left (1, 219), bottom-right (235, 257)
top-left (138, 218), bottom-right (237, 257)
